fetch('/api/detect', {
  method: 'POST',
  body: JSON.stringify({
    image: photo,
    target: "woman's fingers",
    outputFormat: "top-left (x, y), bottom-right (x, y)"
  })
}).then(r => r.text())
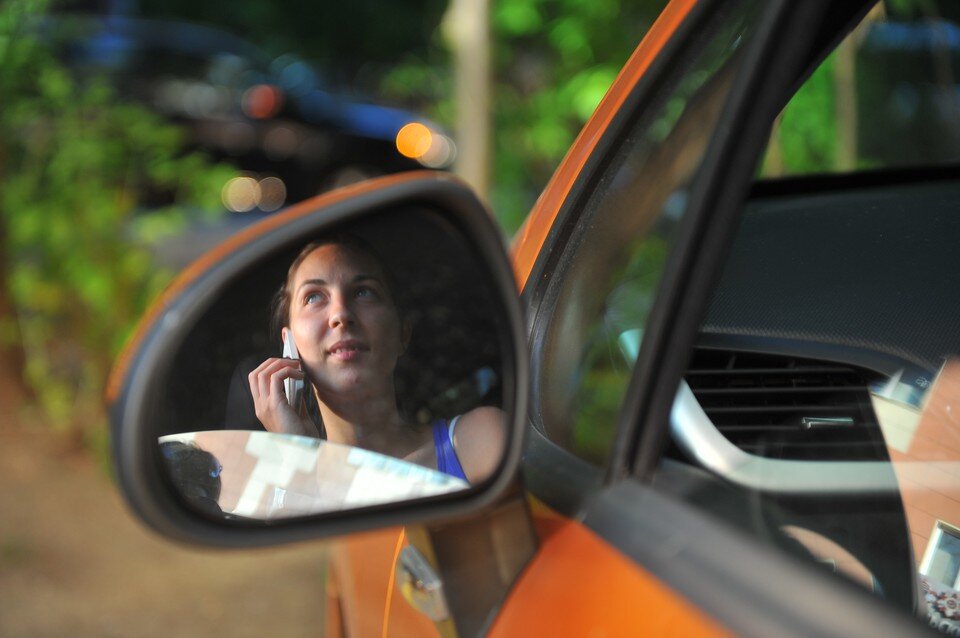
top-left (249, 358), bottom-right (303, 404)
top-left (269, 362), bottom-right (304, 405)
top-left (246, 358), bottom-right (317, 436)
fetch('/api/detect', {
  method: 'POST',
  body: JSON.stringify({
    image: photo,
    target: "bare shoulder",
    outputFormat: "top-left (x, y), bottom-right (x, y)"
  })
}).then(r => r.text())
top-left (451, 406), bottom-right (506, 484)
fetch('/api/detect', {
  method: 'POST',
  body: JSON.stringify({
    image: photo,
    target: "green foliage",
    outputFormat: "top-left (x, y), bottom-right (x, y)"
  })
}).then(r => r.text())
top-left (571, 236), bottom-right (668, 464)
top-left (382, 0), bottom-right (665, 234)
top-left (771, 54), bottom-right (839, 175)
top-left (0, 0), bottom-right (233, 440)
top-left (490, 0), bottom-right (664, 232)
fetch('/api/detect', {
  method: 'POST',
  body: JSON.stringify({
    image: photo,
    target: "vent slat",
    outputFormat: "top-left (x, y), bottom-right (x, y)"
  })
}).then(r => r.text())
top-left (687, 367), bottom-right (858, 375)
top-left (719, 424), bottom-right (872, 433)
top-left (705, 405), bottom-right (863, 415)
top-left (694, 386), bottom-right (870, 395)
top-left (685, 348), bottom-right (887, 461)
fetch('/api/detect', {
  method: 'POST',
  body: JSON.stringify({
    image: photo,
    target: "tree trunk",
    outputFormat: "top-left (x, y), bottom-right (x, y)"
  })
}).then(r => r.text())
top-left (443, 0), bottom-right (491, 199)
top-left (834, 34), bottom-right (857, 172)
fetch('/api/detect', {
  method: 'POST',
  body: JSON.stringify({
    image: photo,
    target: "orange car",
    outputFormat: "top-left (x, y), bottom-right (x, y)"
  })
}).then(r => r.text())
top-left (111, 0), bottom-right (960, 635)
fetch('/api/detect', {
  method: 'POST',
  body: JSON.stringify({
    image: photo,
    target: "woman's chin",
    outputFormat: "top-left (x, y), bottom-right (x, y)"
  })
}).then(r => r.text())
top-left (316, 372), bottom-right (378, 399)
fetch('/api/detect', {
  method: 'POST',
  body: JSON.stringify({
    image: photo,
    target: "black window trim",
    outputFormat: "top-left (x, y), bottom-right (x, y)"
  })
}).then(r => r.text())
top-left (522, 0), bottom-right (741, 484)
top-left (622, 0), bottom-right (862, 482)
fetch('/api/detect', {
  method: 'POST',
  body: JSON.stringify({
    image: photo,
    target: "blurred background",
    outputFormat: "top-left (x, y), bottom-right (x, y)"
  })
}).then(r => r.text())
top-left (0, 0), bottom-right (665, 635)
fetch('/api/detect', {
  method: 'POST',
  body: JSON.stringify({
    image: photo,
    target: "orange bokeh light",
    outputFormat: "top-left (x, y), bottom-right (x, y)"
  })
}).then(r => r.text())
top-left (395, 122), bottom-right (433, 159)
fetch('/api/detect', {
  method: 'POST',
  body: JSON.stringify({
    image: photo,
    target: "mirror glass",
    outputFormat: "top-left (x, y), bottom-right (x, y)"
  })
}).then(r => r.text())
top-left (153, 206), bottom-right (510, 522)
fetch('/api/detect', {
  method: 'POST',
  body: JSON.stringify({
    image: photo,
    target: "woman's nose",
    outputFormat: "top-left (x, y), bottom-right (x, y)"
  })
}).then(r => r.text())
top-left (328, 293), bottom-right (355, 328)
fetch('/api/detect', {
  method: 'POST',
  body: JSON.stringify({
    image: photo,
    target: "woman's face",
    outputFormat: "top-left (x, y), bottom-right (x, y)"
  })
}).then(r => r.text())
top-left (286, 243), bottom-right (407, 402)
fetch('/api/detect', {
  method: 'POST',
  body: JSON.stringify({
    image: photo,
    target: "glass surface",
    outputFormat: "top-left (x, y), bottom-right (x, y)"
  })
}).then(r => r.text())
top-left (924, 526), bottom-right (960, 590)
top-left (155, 208), bottom-right (509, 521)
top-left (536, 0), bottom-right (765, 466)
top-left (673, 1), bottom-right (960, 633)
top-left (759, 2), bottom-right (960, 177)
top-left (161, 431), bottom-right (467, 521)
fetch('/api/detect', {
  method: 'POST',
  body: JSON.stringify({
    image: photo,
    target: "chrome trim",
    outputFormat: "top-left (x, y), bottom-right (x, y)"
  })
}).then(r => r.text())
top-left (670, 380), bottom-right (899, 494)
top-left (396, 545), bottom-right (450, 622)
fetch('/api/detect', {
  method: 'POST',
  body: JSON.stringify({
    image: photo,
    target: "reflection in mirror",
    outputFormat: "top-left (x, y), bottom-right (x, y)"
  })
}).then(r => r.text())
top-left (160, 431), bottom-right (468, 521)
top-left (155, 207), bottom-right (508, 522)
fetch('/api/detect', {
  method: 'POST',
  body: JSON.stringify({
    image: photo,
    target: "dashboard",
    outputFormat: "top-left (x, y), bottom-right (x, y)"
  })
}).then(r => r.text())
top-left (669, 172), bottom-right (960, 615)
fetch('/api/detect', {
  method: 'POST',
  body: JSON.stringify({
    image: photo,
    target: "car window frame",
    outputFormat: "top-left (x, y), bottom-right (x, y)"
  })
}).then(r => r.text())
top-left (521, 0), bottom-right (849, 482)
top-left (624, 0), bottom-right (877, 482)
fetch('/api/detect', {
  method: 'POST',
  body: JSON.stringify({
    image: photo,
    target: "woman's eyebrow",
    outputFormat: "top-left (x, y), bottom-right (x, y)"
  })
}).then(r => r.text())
top-left (296, 278), bottom-right (327, 292)
top-left (296, 275), bottom-right (380, 292)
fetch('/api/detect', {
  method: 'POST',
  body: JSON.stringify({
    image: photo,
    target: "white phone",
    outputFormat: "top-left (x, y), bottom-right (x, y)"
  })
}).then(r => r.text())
top-left (281, 331), bottom-right (304, 409)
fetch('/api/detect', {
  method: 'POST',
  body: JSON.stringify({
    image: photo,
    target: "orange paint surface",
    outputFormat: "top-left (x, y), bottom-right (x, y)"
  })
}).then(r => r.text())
top-left (491, 499), bottom-right (730, 637)
top-left (329, 527), bottom-right (438, 638)
top-left (510, 0), bottom-right (696, 292)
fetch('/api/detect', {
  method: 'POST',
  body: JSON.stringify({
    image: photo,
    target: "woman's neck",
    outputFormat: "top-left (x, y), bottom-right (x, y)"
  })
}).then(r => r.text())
top-left (316, 389), bottom-right (424, 456)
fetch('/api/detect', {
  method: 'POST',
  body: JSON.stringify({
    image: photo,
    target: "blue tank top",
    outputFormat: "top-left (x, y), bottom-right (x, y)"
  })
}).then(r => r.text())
top-left (433, 416), bottom-right (468, 482)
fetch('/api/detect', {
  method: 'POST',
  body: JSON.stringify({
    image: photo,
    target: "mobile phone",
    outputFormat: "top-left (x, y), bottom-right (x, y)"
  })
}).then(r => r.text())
top-left (281, 331), bottom-right (304, 409)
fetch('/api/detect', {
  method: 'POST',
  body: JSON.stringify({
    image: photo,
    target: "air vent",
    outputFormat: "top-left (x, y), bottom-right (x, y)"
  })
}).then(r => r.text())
top-left (685, 348), bottom-right (889, 461)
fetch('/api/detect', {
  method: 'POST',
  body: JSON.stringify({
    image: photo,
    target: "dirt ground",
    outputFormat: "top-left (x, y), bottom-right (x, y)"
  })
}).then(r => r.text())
top-left (0, 404), bottom-right (329, 638)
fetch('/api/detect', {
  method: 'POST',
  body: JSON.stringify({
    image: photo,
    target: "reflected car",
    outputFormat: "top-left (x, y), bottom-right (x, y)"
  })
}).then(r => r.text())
top-left (109, 0), bottom-right (960, 636)
top-left (42, 14), bottom-right (451, 208)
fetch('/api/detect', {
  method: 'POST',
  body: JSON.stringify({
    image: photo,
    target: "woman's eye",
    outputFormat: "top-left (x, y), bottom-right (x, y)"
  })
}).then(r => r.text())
top-left (355, 286), bottom-right (377, 299)
top-left (304, 292), bottom-right (324, 304)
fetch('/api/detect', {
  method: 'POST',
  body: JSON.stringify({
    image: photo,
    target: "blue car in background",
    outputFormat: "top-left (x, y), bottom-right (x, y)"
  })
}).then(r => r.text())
top-left (42, 14), bottom-right (453, 210)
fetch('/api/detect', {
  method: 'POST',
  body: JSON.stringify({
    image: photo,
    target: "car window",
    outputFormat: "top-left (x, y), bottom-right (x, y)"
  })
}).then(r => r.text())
top-left (760, 3), bottom-right (960, 177)
top-left (667, 1), bottom-right (960, 633)
top-left (532, 0), bottom-right (766, 467)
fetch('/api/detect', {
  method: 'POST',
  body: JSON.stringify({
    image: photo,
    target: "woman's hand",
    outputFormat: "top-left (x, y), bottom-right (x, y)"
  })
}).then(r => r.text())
top-left (248, 358), bottom-right (319, 437)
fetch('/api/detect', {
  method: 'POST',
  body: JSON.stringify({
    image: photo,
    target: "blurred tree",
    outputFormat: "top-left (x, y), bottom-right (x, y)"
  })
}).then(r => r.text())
top-left (0, 0), bottom-right (233, 450)
top-left (383, 0), bottom-right (666, 233)
top-left (77, 0), bottom-right (666, 234)
top-left (443, 0), bottom-right (491, 196)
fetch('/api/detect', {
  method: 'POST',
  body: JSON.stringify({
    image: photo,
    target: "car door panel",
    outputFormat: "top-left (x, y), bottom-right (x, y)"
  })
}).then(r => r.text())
top-left (328, 528), bottom-right (438, 638)
top-left (490, 502), bottom-right (730, 637)
top-left (501, 0), bottom-right (933, 635)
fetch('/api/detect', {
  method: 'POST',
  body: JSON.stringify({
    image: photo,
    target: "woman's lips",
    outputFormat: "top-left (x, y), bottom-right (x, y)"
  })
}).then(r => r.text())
top-left (327, 340), bottom-right (368, 362)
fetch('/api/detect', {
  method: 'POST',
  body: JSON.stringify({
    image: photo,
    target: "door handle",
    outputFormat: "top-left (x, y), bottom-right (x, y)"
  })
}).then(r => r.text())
top-left (396, 545), bottom-right (451, 622)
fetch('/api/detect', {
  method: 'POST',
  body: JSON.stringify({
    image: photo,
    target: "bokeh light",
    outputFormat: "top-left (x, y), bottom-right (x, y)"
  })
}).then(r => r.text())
top-left (221, 176), bottom-right (261, 212)
top-left (421, 133), bottom-right (456, 168)
top-left (242, 84), bottom-right (284, 119)
top-left (395, 122), bottom-right (433, 159)
top-left (258, 177), bottom-right (287, 211)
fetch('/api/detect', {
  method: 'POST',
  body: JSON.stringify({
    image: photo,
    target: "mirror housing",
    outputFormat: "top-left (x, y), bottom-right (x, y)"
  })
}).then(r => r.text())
top-left (108, 171), bottom-right (527, 547)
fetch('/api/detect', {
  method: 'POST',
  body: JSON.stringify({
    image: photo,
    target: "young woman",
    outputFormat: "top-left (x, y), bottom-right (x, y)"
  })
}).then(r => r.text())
top-left (247, 236), bottom-right (504, 484)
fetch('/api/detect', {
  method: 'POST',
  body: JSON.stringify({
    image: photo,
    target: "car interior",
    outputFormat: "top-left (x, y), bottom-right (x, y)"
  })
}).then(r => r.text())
top-left (668, 2), bottom-right (960, 621)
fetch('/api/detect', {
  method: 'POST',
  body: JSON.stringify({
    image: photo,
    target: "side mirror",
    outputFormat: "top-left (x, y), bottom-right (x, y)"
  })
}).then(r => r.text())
top-left (108, 172), bottom-right (527, 546)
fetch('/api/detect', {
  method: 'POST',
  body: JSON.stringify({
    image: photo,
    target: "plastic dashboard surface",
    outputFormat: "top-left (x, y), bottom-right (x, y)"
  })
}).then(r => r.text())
top-left (700, 177), bottom-right (960, 377)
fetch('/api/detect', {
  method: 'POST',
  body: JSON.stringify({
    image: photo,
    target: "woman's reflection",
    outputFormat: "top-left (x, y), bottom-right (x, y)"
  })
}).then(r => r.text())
top-left (246, 235), bottom-right (504, 484)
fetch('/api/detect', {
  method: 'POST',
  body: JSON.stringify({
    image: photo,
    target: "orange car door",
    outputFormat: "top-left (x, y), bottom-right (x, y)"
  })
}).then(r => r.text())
top-left (493, 0), bottom-right (926, 635)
